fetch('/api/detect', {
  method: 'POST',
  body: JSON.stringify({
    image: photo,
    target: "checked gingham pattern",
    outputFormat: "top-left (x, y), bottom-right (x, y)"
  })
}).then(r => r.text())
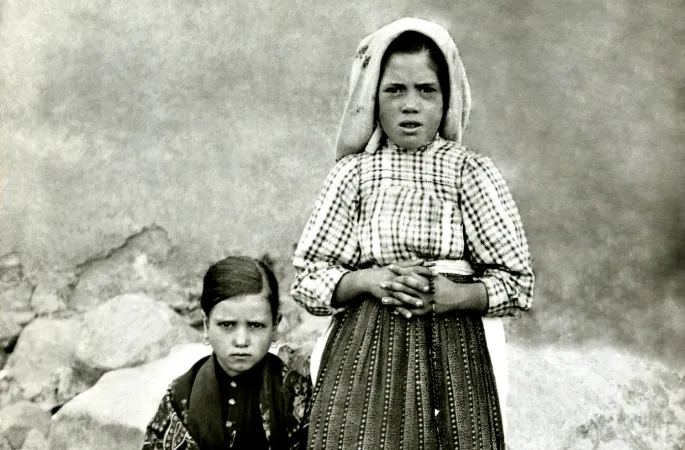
top-left (291, 137), bottom-right (534, 317)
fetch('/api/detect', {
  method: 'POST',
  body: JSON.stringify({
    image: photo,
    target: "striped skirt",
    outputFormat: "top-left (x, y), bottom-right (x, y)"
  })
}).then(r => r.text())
top-left (307, 292), bottom-right (504, 449)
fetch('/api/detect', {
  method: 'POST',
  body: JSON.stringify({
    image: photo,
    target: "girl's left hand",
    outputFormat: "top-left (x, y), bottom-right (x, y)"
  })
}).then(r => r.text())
top-left (381, 264), bottom-right (438, 319)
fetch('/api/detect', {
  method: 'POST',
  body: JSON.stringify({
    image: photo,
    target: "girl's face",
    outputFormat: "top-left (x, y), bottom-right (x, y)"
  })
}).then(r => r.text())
top-left (203, 292), bottom-right (275, 376)
top-left (378, 50), bottom-right (444, 151)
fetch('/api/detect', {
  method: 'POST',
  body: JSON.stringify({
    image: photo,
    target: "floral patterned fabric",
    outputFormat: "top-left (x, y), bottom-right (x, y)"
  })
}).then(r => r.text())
top-left (141, 353), bottom-right (312, 450)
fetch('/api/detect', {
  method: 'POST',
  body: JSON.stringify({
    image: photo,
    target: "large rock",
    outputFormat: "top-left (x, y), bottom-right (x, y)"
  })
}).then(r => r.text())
top-left (2, 317), bottom-right (81, 409)
top-left (74, 293), bottom-right (200, 381)
top-left (506, 345), bottom-right (685, 449)
top-left (19, 430), bottom-right (48, 450)
top-left (0, 401), bottom-right (51, 450)
top-left (68, 227), bottom-right (188, 311)
top-left (49, 343), bottom-right (212, 450)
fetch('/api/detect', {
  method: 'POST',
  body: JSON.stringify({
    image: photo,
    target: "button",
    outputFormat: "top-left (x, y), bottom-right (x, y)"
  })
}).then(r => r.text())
top-left (226, 421), bottom-right (233, 428)
top-left (230, 381), bottom-right (237, 388)
top-left (228, 398), bottom-right (236, 406)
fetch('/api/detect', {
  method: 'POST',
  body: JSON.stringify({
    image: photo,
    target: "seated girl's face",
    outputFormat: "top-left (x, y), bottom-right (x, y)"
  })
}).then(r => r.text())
top-left (378, 50), bottom-right (443, 151)
top-left (205, 292), bottom-right (275, 376)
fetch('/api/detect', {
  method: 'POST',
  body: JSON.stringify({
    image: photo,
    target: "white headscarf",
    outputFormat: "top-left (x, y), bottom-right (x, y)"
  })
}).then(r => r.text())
top-left (335, 17), bottom-right (472, 160)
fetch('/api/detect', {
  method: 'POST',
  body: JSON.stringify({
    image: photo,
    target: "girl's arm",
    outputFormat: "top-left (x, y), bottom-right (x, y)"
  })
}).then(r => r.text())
top-left (290, 156), bottom-right (362, 316)
top-left (459, 153), bottom-right (534, 316)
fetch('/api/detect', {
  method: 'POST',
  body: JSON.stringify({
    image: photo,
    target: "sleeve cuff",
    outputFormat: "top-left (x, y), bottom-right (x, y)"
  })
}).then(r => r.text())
top-left (322, 266), bottom-right (351, 315)
top-left (479, 276), bottom-right (521, 317)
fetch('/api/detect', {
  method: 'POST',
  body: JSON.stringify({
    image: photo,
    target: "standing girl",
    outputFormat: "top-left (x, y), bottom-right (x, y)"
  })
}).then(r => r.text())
top-left (291, 17), bottom-right (534, 450)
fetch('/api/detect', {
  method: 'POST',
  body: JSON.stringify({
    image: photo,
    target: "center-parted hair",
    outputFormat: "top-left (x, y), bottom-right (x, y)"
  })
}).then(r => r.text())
top-left (379, 31), bottom-right (450, 113)
top-left (200, 256), bottom-right (279, 323)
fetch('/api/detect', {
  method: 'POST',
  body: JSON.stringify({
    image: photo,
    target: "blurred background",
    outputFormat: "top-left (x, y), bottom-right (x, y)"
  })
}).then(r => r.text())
top-left (1, 0), bottom-right (683, 368)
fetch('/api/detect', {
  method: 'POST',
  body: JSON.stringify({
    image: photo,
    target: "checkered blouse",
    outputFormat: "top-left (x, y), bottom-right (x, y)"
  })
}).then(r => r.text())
top-left (291, 137), bottom-right (534, 317)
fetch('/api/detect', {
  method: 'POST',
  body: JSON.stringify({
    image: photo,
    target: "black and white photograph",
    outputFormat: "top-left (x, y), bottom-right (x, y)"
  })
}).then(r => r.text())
top-left (0, 1), bottom-right (683, 449)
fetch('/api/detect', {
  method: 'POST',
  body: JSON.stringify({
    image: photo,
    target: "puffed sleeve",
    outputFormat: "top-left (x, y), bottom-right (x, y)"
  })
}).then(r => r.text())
top-left (290, 155), bottom-right (361, 316)
top-left (460, 153), bottom-right (534, 316)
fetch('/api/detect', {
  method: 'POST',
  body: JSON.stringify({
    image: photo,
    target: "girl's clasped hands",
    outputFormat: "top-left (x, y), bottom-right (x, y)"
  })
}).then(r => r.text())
top-left (377, 259), bottom-right (440, 319)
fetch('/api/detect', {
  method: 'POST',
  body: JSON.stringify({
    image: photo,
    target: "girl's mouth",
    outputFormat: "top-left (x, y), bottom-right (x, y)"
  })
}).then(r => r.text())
top-left (399, 121), bottom-right (421, 129)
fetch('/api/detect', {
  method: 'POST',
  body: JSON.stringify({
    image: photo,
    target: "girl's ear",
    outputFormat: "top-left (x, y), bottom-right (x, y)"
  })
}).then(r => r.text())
top-left (202, 312), bottom-right (210, 346)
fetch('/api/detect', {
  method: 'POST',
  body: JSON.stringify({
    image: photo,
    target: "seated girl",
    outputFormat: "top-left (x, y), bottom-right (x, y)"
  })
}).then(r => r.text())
top-left (142, 256), bottom-right (312, 450)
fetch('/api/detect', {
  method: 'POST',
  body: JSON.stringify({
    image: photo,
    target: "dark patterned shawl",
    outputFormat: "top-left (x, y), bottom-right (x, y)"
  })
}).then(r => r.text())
top-left (142, 352), bottom-right (312, 450)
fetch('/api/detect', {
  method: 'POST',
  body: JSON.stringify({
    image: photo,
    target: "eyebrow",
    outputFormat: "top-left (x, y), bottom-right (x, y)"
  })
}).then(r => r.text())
top-left (213, 317), bottom-right (269, 323)
top-left (381, 81), bottom-right (439, 87)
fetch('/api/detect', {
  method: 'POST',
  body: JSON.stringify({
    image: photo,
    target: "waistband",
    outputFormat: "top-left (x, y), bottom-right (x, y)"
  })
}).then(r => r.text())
top-left (425, 259), bottom-right (474, 276)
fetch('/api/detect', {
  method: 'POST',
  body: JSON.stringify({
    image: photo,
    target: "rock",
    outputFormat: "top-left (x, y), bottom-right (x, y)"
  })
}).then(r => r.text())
top-left (0, 279), bottom-right (37, 351)
top-left (20, 430), bottom-right (48, 450)
top-left (0, 252), bottom-right (23, 286)
top-left (0, 314), bottom-right (23, 351)
top-left (0, 401), bottom-right (51, 450)
top-left (0, 280), bottom-right (34, 312)
top-left (74, 294), bottom-right (200, 381)
top-left (119, 225), bottom-right (173, 263)
top-left (0, 373), bottom-right (24, 411)
top-left (276, 294), bottom-right (305, 337)
top-left (49, 343), bottom-right (211, 450)
top-left (0, 436), bottom-right (11, 450)
top-left (2, 317), bottom-right (81, 409)
top-left (68, 227), bottom-right (187, 311)
top-left (30, 284), bottom-right (67, 316)
top-left (596, 441), bottom-right (630, 450)
top-left (506, 345), bottom-right (685, 449)
top-left (279, 312), bottom-right (330, 352)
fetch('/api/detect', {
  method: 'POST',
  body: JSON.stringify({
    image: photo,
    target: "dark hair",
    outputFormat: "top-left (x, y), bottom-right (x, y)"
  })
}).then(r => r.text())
top-left (200, 256), bottom-right (279, 324)
top-left (379, 31), bottom-right (450, 114)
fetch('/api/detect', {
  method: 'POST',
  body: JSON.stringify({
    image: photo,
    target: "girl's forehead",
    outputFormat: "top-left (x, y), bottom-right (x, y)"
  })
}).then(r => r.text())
top-left (209, 293), bottom-right (271, 320)
top-left (381, 52), bottom-right (439, 80)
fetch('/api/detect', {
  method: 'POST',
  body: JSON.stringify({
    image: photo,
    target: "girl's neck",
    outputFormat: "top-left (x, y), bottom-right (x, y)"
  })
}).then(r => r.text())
top-left (384, 133), bottom-right (441, 153)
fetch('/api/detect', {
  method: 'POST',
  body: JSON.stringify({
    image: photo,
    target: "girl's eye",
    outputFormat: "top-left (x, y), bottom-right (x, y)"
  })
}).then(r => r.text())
top-left (384, 86), bottom-right (402, 94)
top-left (249, 323), bottom-right (266, 329)
top-left (219, 322), bottom-right (235, 328)
top-left (420, 86), bottom-right (437, 93)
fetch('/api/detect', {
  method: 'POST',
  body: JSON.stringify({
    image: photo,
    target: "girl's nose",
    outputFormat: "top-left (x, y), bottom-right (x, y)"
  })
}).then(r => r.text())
top-left (401, 91), bottom-right (420, 112)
